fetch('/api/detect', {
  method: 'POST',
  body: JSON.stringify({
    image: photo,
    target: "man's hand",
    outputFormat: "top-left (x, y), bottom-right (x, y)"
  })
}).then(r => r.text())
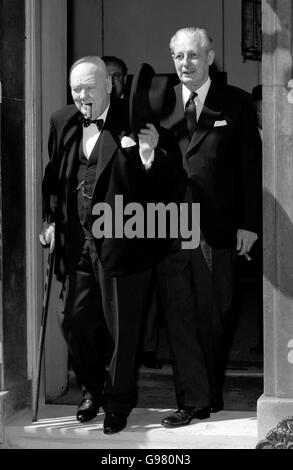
top-left (236, 229), bottom-right (258, 259)
top-left (39, 223), bottom-right (55, 252)
top-left (138, 123), bottom-right (159, 162)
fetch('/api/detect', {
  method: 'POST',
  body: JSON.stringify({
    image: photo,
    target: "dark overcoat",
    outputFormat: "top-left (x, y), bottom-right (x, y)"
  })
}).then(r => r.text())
top-left (43, 99), bottom-right (186, 280)
top-left (161, 81), bottom-right (261, 248)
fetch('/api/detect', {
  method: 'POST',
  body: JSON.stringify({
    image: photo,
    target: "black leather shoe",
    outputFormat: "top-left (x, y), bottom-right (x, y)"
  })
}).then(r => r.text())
top-left (210, 399), bottom-right (224, 413)
top-left (76, 398), bottom-right (100, 423)
top-left (103, 412), bottom-right (127, 435)
top-left (161, 407), bottom-right (210, 427)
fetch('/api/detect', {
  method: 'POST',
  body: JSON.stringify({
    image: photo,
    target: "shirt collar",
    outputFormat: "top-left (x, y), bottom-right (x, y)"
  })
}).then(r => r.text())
top-left (182, 76), bottom-right (211, 106)
top-left (96, 104), bottom-right (110, 123)
top-left (82, 104), bottom-right (110, 134)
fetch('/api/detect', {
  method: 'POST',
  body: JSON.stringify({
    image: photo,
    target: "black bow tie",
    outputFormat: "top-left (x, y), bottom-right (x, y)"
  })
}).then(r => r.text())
top-left (81, 116), bottom-right (104, 130)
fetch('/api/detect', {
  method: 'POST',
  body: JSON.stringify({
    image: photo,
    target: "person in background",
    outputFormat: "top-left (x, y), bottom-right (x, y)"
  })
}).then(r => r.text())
top-left (102, 55), bottom-right (128, 99)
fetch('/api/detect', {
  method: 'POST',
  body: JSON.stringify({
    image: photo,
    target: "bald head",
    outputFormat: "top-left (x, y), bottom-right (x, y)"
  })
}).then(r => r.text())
top-left (69, 56), bottom-right (108, 81)
top-left (70, 56), bottom-right (112, 118)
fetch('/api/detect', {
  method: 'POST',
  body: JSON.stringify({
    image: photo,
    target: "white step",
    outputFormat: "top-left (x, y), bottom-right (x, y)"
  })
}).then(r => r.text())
top-left (3, 405), bottom-right (257, 449)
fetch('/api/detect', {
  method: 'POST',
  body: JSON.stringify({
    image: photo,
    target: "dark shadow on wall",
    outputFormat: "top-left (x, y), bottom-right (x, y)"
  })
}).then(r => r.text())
top-left (263, 188), bottom-right (293, 298)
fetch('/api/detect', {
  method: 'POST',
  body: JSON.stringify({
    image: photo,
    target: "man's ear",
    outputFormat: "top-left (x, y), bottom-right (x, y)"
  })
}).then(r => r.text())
top-left (208, 50), bottom-right (215, 66)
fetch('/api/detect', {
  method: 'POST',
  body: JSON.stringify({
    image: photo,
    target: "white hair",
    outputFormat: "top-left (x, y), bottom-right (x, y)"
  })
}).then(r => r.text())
top-left (170, 27), bottom-right (214, 55)
top-left (69, 56), bottom-right (108, 83)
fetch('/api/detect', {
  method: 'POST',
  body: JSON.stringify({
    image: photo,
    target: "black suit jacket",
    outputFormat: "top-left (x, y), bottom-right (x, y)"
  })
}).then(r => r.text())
top-left (161, 81), bottom-right (260, 248)
top-left (43, 99), bottom-right (186, 280)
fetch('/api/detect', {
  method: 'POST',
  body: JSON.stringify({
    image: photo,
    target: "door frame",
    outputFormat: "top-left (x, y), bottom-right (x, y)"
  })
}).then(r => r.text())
top-left (25, 0), bottom-right (42, 384)
top-left (25, 0), bottom-right (68, 402)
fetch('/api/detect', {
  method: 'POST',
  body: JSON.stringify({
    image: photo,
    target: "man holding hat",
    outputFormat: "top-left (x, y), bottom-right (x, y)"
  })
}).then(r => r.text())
top-left (40, 56), bottom-right (186, 434)
top-left (130, 62), bottom-right (212, 426)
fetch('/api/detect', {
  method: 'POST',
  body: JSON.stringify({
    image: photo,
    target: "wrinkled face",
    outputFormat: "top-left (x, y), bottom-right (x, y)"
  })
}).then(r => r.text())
top-left (106, 62), bottom-right (126, 99)
top-left (171, 32), bottom-right (215, 91)
top-left (70, 61), bottom-right (112, 118)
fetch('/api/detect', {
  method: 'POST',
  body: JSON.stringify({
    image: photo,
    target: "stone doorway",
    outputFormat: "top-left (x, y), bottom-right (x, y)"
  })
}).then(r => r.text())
top-left (44, 0), bottom-right (264, 410)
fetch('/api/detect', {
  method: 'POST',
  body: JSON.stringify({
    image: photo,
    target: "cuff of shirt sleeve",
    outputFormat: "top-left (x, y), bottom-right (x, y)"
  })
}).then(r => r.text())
top-left (140, 150), bottom-right (155, 169)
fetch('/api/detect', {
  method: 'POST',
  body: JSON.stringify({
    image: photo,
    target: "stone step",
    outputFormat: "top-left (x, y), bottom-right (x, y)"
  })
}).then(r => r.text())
top-left (139, 363), bottom-right (263, 377)
top-left (2, 405), bottom-right (258, 449)
top-left (49, 365), bottom-right (263, 412)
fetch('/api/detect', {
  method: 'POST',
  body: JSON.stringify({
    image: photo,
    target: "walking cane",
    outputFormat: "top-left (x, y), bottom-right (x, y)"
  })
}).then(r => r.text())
top-left (32, 248), bottom-right (55, 422)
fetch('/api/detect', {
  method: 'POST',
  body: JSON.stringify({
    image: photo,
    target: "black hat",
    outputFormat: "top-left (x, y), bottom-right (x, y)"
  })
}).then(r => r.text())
top-left (129, 63), bottom-right (176, 135)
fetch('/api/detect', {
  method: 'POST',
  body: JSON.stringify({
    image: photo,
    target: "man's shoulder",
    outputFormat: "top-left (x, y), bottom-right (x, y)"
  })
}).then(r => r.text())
top-left (215, 83), bottom-right (252, 104)
top-left (206, 82), bottom-right (253, 115)
top-left (50, 104), bottom-right (78, 124)
top-left (225, 84), bottom-right (251, 100)
top-left (174, 83), bottom-right (182, 95)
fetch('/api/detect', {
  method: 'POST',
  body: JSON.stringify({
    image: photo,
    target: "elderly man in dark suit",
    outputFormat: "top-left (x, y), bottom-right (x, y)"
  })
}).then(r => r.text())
top-left (41, 56), bottom-right (185, 434)
top-left (160, 27), bottom-right (260, 427)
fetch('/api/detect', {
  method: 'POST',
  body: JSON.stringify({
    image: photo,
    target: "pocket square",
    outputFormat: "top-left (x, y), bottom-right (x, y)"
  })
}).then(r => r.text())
top-left (121, 136), bottom-right (137, 148)
top-left (214, 120), bottom-right (227, 127)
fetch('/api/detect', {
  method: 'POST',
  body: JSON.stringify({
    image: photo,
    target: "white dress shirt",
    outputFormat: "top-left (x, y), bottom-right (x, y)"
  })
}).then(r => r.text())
top-left (82, 105), bottom-right (109, 159)
top-left (83, 104), bottom-right (154, 169)
top-left (182, 76), bottom-right (211, 121)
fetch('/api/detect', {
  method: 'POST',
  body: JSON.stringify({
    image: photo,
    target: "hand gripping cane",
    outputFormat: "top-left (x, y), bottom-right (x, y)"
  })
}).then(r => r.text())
top-left (32, 248), bottom-right (55, 422)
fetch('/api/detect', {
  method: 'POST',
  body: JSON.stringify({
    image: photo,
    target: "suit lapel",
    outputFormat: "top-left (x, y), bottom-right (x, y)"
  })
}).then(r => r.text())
top-left (186, 104), bottom-right (221, 157)
top-left (162, 84), bottom-right (185, 128)
top-left (186, 81), bottom-right (223, 157)
top-left (59, 102), bottom-right (129, 195)
top-left (91, 105), bottom-right (121, 194)
top-left (162, 82), bottom-right (224, 157)
top-left (60, 111), bottom-right (82, 181)
top-left (95, 128), bottom-right (118, 181)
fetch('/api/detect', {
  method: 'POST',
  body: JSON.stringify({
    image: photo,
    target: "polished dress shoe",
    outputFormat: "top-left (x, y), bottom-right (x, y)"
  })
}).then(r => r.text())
top-left (103, 412), bottom-right (127, 434)
top-left (161, 407), bottom-right (210, 428)
top-left (76, 398), bottom-right (100, 423)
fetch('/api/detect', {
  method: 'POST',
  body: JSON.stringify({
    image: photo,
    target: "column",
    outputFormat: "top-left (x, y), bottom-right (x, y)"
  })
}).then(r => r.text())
top-left (258, 0), bottom-right (293, 440)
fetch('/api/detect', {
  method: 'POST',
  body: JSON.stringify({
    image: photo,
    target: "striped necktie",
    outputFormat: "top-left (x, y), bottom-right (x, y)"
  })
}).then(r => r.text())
top-left (185, 91), bottom-right (197, 139)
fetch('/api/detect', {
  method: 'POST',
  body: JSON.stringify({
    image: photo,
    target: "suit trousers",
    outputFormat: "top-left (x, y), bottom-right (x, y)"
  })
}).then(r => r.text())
top-left (200, 240), bottom-right (236, 317)
top-left (157, 244), bottom-right (210, 409)
top-left (60, 236), bottom-right (153, 416)
top-left (192, 239), bottom-right (236, 401)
